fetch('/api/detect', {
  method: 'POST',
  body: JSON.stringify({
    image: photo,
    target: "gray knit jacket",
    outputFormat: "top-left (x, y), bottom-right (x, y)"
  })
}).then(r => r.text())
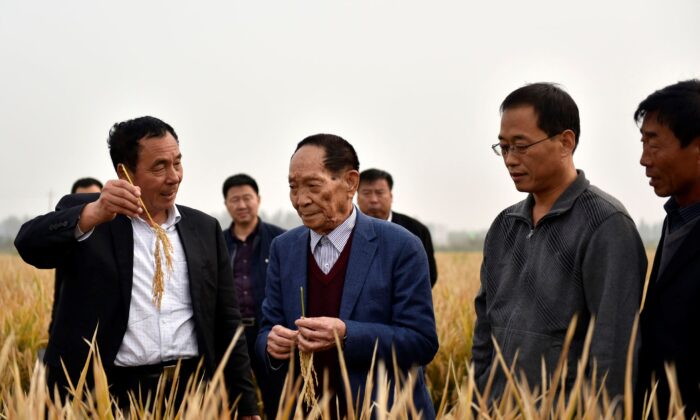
top-left (472, 171), bottom-right (647, 398)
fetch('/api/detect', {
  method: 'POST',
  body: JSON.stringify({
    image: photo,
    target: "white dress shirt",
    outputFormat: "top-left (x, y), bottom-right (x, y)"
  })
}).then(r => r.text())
top-left (114, 206), bottom-right (199, 366)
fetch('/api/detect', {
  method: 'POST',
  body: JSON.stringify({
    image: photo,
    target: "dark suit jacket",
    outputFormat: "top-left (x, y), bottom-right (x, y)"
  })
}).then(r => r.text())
top-left (223, 219), bottom-right (286, 323)
top-left (638, 217), bottom-right (700, 416)
top-left (15, 193), bottom-right (258, 415)
top-left (224, 219), bottom-right (286, 419)
top-left (256, 210), bottom-right (439, 418)
top-left (392, 211), bottom-right (438, 287)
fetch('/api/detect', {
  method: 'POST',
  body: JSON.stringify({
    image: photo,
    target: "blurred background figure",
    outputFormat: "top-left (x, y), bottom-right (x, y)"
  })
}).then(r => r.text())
top-left (222, 173), bottom-right (285, 419)
top-left (70, 177), bottom-right (103, 194)
top-left (357, 168), bottom-right (438, 287)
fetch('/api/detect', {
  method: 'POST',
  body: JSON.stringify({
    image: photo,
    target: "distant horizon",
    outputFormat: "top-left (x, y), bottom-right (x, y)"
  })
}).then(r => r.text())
top-left (0, 206), bottom-right (665, 252)
top-left (0, 194), bottom-right (668, 234)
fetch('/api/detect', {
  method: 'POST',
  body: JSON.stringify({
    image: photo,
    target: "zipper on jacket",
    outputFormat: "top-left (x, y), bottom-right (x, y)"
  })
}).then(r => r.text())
top-left (526, 210), bottom-right (564, 239)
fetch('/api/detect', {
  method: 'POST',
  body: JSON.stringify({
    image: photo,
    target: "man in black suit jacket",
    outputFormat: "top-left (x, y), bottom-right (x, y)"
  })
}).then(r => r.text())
top-left (357, 168), bottom-right (438, 286)
top-left (221, 173), bottom-right (285, 419)
top-left (635, 80), bottom-right (700, 417)
top-left (15, 116), bottom-right (259, 418)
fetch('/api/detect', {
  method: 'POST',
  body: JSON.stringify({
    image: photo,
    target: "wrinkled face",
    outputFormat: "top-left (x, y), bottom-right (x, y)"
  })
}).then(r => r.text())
top-left (225, 185), bottom-right (260, 226)
top-left (357, 179), bottom-right (393, 220)
top-left (640, 112), bottom-right (700, 206)
top-left (498, 106), bottom-right (566, 194)
top-left (288, 145), bottom-right (358, 234)
top-left (122, 133), bottom-right (182, 224)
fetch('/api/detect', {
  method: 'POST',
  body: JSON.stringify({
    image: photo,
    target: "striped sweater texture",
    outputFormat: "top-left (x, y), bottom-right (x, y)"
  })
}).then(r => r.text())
top-left (472, 171), bottom-right (647, 398)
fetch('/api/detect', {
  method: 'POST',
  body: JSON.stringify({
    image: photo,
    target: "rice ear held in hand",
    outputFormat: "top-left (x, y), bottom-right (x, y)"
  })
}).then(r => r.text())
top-left (120, 164), bottom-right (174, 310)
top-left (299, 286), bottom-right (318, 407)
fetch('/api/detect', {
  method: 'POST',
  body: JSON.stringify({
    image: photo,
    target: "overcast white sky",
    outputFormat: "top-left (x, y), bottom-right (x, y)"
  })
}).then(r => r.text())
top-left (1, 0), bottom-right (698, 231)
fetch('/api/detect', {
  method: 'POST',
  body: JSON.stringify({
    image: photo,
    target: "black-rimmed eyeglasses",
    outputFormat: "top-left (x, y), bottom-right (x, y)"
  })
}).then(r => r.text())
top-left (491, 133), bottom-right (561, 157)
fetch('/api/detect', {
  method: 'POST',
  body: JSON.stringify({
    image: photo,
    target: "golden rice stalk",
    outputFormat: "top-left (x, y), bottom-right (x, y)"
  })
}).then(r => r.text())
top-left (298, 286), bottom-right (318, 409)
top-left (332, 330), bottom-right (356, 420)
top-left (624, 314), bottom-right (640, 420)
top-left (120, 165), bottom-right (174, 310)
top-left (151, 224), bottom-right (174, 309)
top-left (299, 349), bottom-right (318, 408)
top-left (90, 340), bottom-right (114, 420)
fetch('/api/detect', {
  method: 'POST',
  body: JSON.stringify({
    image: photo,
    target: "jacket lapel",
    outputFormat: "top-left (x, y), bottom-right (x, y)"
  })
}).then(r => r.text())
top-left (340, 212), bottom-right (377, 319)
top-left (288, 228), bottom-right (309, 320)
top-left (111, 215), bottom-right (134, 316)
top-left (175, 209), bottom-right (204, 316)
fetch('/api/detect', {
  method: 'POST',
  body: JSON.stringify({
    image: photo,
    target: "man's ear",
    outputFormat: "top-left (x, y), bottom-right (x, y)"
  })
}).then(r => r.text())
top-left (345, 170), bottom-right (360, 195)
top-left (692, 137), bottom-right (700, 168)
top-left (560, 129), bottom-right (577, 156)
top-left (116, 163), bottom-right (128, 181)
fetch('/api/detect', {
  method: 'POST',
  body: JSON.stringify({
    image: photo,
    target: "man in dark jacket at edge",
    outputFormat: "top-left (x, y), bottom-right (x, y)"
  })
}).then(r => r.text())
top-left (222, 173), bottom-right (286, 419)
top-left (635, 80), bottom-right (700, 418)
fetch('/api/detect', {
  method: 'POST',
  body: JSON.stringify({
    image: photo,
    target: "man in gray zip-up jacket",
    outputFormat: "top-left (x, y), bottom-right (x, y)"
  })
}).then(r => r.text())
top-left (473, 83), bottom-right (647, 399)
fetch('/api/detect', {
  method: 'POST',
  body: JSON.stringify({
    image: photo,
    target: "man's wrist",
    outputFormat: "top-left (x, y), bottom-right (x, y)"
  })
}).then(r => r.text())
top-left (339, 319), bottom-right (348, 348)
top-left (266, 351), bottom-right (286, 370)
top-left (78, 202), bottom-right (98, 233)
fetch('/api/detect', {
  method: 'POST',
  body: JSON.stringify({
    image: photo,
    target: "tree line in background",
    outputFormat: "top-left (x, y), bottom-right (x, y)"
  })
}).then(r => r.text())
top-left (0, 212), bottom-right (662, 254)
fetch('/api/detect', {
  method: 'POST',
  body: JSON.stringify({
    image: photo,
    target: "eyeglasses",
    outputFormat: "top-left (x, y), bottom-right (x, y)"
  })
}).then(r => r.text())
top-left (491, 133), bottom-right (561, 157)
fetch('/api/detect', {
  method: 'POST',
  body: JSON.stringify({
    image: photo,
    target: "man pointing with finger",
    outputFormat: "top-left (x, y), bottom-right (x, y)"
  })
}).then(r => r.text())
top-left (256, 134), bottom-right (438, 418)
top-left (15, 116), bottom-right (259, 418)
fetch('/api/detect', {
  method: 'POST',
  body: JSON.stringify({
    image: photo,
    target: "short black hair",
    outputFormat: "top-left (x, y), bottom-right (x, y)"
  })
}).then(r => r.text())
top-left (108, 116), bottom-right (178, 172)
top-left (222, 173), bottom-right (259, 198)
top-left (294, 134), bottom-right (360, 175)
top-left (500, 82), bottom-right (581, 151)
top-left (359, 168), bottom-right (394, 190)
top-left (634, 79), bottom-right (700, 148)
top-left (70, 177), bottom-right (103, 194)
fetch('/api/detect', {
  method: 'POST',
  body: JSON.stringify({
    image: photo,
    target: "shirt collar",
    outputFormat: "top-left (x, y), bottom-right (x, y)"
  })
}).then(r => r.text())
top-left (230, 219), bottom-right (260, 244)
top-left (664, 197), bottom-right (700, 233)
top-left (507, 170), bottom-right (589, 222)
top-left (309, 206), bottom-right (357, 253)
top-left (131, 205), bottom-right (181, 229)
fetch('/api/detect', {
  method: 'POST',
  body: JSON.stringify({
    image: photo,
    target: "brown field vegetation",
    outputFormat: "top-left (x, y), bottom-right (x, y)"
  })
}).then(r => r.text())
top-left (0, 251), bottom-right (686, 419)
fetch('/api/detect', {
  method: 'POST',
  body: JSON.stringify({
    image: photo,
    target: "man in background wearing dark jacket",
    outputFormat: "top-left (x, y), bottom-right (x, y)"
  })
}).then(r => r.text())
top-left (357, 168), bottom-right (438, 287)
top-left (222, 174), bottom-right (285, 419)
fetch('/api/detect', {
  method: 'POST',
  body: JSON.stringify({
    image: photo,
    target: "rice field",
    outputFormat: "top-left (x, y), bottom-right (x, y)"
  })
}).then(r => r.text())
top-left (0, 251), bottom-right (684, 419)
